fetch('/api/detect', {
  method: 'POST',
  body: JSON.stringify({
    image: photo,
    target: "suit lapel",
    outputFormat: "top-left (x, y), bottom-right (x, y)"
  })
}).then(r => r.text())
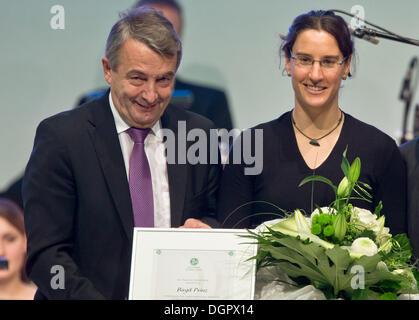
top-left (86, 93), bottom-right (134, 240)
top-left (161, 107), bottom-right (188, 227)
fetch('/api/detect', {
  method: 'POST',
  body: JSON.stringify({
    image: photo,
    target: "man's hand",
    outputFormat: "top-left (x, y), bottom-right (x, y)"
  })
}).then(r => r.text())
top-left (179, 218), bottom-right (212, 229)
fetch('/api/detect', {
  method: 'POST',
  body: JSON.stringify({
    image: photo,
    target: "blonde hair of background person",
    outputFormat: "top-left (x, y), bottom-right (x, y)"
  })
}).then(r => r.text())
top-left (0, 198), bottom-right (36, 300)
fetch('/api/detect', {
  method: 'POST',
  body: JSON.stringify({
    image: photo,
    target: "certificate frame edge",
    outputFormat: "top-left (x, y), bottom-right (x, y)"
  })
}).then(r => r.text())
top-left (128, 228), bottom-right (258, 300)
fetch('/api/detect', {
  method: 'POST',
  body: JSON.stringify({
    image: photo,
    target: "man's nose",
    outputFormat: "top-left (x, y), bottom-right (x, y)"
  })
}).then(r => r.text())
top-left (141, 82), bottom-right (158, 104)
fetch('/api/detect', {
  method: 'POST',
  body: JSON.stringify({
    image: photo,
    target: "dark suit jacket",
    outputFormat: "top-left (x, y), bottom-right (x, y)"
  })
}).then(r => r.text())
top-left (0, 176), bottom-right (23, 209)
top-left (22, 92), bottom-right (222, 299)
top-left (1, 79), bottom-right (233, 211)
top-left (400, 137), bottom-right (419, 259)
top-left (174, 78), bottom-right (233, 131)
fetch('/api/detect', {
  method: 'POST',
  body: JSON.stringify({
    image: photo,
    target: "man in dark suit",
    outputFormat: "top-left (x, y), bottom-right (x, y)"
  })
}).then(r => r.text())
top-left (22, 7), bottom-right (221, 299)
top-left (77, 0), bottom-right (234, 131)
top-left (400, 137), bottom-right (419, 259)
top-left (1, 0), bottom-right (233, 213)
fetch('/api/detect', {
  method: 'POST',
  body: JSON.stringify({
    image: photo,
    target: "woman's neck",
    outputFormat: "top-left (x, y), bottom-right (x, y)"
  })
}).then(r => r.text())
top-left (0, 276), bottom-right (29, 300)
top-left (292, 104), bottom-right (342, 137)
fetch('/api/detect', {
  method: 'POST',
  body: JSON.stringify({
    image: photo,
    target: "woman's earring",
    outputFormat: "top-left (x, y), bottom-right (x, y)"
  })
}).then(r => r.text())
top-left (282, 69), bottom-right (291, 77)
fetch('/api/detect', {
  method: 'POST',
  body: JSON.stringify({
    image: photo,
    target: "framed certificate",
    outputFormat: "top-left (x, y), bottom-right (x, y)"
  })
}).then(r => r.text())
top-left (128, 228), bottom-right (257, 300)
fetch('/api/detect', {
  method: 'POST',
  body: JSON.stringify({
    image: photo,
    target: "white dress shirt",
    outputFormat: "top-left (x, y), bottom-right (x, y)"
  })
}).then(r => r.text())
top-left (109, 93), bottom-right (171, 228)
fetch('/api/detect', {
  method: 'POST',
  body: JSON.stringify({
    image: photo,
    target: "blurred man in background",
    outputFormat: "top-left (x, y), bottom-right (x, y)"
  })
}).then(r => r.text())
top-left (400, 137), bottom-right (419, 259)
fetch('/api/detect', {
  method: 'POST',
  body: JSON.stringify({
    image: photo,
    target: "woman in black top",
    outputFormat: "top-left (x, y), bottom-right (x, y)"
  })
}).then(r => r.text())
top-left (217, 10), bottom-right (407, 235)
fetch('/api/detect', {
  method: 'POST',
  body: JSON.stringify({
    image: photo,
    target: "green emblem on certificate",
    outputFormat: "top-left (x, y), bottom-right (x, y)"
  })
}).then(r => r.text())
top-left (190, 258), bottom-right (199, 266)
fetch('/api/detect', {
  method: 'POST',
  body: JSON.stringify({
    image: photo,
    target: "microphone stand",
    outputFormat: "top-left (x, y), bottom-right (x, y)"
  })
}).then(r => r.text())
top-left (400, 58), bottom-right (419, 144)
top-left (331, 9), bottom-right (419, 47)
top-left (352, 28), bottom-right (419, 47)
top-left (400, 92), bottom-right (412, 144)
top-left (353, 27), bottom-right (419, 144)
top-left (330, 9), bottom-right (419, 144)
top-left (414, 104), bottom-right (419, 138)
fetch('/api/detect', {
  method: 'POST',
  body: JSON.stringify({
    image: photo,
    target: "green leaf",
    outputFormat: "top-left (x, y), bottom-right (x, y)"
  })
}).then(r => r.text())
top-left (298, 175), bottom-right (337, 194)
top-left (341, 146), bottom-right (350, 177)
top-left (380, 292), bottom-right (398, 300)
top-left (393, 233), bottom-right (412, 255)
top-left (354, 183), bottom-right (372, 199)
top-left (373, 201), bottom-right (383, 216)
top-left (358, 181), bottom-right (372, 190)
top-left (412, 269), bottom-right (419, 290)
top-left (325, 246), bottom-right (352, 294)
top-left (381, 234), bottom-right (413, 270)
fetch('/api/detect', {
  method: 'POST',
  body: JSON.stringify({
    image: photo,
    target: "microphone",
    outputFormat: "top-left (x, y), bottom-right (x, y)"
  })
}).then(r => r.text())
top-left (0, 257), bottom-right (8, 270)
top-left (399, 56), bottom-right (418, 101)
top-left (284, 27), bottom-right (380, 45)
top-left (414, 104), bottom-right (419, 137)
top-left (170, 89), bottom-right (194, 109)
top-left (349, 26), bottom-right (380, 45)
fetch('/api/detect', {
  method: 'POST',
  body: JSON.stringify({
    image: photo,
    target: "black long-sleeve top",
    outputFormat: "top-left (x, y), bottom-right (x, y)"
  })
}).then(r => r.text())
top-left (217, 111), bottom-right (407, 236)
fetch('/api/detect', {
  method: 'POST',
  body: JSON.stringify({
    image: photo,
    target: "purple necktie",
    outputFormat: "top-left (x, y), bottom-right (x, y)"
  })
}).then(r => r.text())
top-left (127, 127), bottom-right (154, 227)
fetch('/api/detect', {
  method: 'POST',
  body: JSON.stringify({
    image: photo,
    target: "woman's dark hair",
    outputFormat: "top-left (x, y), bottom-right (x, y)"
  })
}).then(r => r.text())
top-left (281, 10), bottom-right (354, 76)
top-left (0, 198), bottom-right (29, 282)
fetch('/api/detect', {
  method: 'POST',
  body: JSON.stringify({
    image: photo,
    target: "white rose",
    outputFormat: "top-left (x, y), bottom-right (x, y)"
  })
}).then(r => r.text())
top-left (350, 207), bottom-right (392, 244)
top-left (349, 237), bottom-right (378, 257)
top-left (350, 207), bottom-right (380, 232)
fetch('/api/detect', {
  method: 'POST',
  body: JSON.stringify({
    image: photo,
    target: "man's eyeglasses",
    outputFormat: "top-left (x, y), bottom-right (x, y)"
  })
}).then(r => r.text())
top-left (290, 52), bottom-right (347, 69)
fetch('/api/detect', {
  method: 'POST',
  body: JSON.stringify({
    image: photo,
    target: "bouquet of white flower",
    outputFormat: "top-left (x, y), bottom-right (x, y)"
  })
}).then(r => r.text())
top-left (246, 148), bottom-right (419, 300)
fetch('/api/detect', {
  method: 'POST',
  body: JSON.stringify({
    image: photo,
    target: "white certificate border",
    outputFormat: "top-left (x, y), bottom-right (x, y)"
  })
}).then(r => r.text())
top-left (128, 228), bottom-right (258, 300)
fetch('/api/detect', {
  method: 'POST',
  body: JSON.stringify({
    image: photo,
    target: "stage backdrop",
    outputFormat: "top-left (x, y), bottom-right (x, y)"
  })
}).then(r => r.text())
top-left (1, 0), bottom-right (419, 189)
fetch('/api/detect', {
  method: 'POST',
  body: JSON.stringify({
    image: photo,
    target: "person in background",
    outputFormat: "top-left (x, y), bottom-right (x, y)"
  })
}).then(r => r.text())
top-left (0, 179), bottom-right (23, 210)
top-left (0, 198), bottom-right (37, 300)
top-left (23, 7), bottom-right (221, 299)
top-left (400, 136), bottom-right (419, 259)
top-left (217, 10), bottom-right (407, 235)
top-left (78, 0), bottom-right (234, 131)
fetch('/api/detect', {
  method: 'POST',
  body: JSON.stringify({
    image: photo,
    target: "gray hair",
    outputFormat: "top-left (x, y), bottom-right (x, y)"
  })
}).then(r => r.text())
top-left (105, 7), bottom-right (182, 71)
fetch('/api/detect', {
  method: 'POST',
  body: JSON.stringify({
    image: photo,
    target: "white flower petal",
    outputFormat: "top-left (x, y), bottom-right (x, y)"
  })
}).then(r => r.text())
top-left (350, 237), bottom-right (378, 257)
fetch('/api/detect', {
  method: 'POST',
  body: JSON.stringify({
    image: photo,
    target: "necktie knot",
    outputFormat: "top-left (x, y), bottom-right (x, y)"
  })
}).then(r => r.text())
top-left (127, 127), bottom-right (150, 144)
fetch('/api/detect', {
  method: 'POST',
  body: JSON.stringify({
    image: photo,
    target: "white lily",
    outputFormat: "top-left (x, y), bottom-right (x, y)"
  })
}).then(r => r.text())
top-left (376, 261), bottom-right (389, 271)
top-left (337, 176), bottom-right (351, 198)
top-left (294, 209), bottom-right (311, 233)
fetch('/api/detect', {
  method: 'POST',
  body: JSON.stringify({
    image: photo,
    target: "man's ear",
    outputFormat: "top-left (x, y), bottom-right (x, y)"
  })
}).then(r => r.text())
top-left (102, 57), bottom-right (112, 85)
